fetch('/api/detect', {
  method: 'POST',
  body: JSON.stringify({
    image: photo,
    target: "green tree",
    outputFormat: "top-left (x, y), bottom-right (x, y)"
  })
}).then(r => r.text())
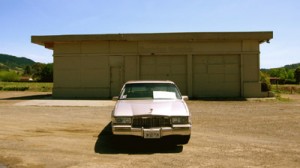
top-left (295, 67), bottom-right (300, 84)
top-left (23, 65), bottom-right (32, 75)
top-left (278, 68), bottom-right (288, 79)
top-left (31, 63), bottom-right (46, 81)
top-left (287, 69), bottom-right (295, 79)
top-left (30, 63), bottom-right (53, 82)
top-left (268, 68), bottom-right (281, 78)
top-left (39, 64), bottom-right (53, 82)
top-left (267, 68), bottom-right (293, 80)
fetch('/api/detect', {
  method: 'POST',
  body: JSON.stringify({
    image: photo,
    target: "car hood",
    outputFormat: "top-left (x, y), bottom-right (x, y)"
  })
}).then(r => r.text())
top-left (113, 99), bottom-right (189, 117)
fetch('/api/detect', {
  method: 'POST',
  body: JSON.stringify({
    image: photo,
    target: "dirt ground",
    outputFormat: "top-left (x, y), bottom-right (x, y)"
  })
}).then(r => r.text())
top-left (0, 91), bottom-right (299, 168)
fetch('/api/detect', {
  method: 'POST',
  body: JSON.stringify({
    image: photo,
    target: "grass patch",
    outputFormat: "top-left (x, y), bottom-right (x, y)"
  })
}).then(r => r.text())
top-left (271, 84), bottom-right (300, 94)
top-left (274, 94), bottom-right (291, 102)
top-left (0, 82), bottom-right (53, 92)
top-left (271, 84), bottom-right (299, 102)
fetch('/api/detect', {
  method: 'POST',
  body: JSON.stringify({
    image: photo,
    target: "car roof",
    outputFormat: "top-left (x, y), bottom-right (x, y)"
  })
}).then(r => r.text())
top-left (125, 80), bottom-right (175, 84)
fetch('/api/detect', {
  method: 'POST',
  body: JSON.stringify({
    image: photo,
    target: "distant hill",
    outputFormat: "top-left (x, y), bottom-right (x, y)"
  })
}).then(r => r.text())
top-left (261, 63), bottom-right (300, 71)
top-left (283, 63), bottom-right (300, 69)
top-left (0, 53), bottom-right (35, 70)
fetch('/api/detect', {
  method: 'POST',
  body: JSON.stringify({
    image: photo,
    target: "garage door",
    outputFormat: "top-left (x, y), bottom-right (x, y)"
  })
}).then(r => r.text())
top-left (193, 55), bottom-right (240, 97)
top-left (140, 55), bottom-right (187, 94)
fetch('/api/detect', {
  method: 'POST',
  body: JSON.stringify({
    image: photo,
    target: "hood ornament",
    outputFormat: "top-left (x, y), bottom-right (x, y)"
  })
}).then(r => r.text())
top-left (149, 108), bottom-right (153, 113)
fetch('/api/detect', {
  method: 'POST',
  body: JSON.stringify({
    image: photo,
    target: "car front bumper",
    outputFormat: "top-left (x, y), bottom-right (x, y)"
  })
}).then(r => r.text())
top-left (112, 124), bottom-right (191, 137)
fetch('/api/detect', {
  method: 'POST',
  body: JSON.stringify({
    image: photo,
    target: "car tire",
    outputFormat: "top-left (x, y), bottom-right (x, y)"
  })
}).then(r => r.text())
top-left (176, 135), bottom-right (190, 145)
top-left (164, 135), bottom-right (190, 145)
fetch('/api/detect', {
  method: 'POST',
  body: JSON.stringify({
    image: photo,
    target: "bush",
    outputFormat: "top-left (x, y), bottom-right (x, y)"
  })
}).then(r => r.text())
top-left (261, 82), bottom-right (270, 91)
top-left (0, 71), bottom-right (20, 82)
top-left (2, 86), bottom-right (29, 91)
top-left (285, 79), bottom-right (296, 84)
top-left (260, 71), bottom-right (271, 91)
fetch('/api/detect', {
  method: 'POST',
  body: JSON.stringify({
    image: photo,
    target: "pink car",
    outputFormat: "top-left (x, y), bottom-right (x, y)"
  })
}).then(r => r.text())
top-left (111, 80), bottom-right (191, 144)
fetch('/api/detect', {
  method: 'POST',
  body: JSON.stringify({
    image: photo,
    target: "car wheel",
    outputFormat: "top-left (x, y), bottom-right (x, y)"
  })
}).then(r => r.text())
top-left (164, 135), bottom-right (190, 145)
top-left (176, 135), bottom-right (190, 145)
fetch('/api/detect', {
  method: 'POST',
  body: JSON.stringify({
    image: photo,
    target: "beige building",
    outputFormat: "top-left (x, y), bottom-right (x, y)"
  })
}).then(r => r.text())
top-left (32, 32), bottom-right (273, 98)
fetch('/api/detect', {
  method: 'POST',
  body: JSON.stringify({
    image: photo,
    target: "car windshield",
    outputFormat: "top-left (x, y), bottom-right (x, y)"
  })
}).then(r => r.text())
top-left (119, 83), bottom-right (182, 100)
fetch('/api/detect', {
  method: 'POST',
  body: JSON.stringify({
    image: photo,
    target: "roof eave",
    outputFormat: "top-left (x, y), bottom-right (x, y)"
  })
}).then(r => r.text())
top-left (31, 31), bottom-right (273, 48)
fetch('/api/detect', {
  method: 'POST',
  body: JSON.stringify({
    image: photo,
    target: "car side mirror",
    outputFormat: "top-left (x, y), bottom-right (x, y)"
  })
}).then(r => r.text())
top-left (182, 96), bottom-right (189, 101)
top-left (112, 96), bottom-right (119, 101)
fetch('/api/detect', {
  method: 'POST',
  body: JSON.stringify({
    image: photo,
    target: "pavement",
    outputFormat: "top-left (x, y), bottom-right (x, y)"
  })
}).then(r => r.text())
top-left (0, 91), bottom-right (116, 107)
top-left (15, 99), bottom-right (116, 107)
top-left (3, 91), bottom-right (298, 107)
top-left (14, 97), bottom-right (279, 107)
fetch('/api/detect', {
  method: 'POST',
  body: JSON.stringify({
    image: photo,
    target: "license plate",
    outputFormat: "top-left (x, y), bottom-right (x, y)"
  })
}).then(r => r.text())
top-left (143, 129), bottom-right (161, 139)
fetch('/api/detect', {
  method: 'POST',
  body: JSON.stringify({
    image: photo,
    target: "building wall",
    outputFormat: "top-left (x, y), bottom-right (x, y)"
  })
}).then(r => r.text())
top-left (241, 40), bottom-right (261, 97)
top-left (51, 39), bottom-right (263, 98)
top-left (53, 42), bottom-right (110, 98)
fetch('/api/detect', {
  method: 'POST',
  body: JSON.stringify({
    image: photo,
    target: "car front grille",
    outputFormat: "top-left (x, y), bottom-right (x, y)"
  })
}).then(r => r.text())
top-left (132, 117), bottom-right (171, 128)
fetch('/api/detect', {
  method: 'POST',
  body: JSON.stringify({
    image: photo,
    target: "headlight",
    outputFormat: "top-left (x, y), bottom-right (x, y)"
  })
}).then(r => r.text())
top-left (171, 117), bottom-right (189, 124)
top-left (113, 117), bottom-right (132, 124)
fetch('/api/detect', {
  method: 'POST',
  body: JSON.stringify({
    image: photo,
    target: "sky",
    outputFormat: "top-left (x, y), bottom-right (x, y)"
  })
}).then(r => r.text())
top-left (0, 0), bottom-right (299, 68)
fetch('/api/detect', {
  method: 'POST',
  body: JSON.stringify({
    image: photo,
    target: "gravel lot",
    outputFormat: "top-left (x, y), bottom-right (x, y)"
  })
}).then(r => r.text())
top-left (0, 91), bottom-right (299, 168)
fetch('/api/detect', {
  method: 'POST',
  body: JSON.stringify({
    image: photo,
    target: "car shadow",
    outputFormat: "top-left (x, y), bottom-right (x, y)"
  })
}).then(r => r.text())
top-left (94, 122), bottom-right (183, 154)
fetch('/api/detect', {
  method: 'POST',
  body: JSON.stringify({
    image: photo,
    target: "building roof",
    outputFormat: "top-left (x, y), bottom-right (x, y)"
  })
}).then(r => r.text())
top-left (31, 31), bottom-right (273, 49)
